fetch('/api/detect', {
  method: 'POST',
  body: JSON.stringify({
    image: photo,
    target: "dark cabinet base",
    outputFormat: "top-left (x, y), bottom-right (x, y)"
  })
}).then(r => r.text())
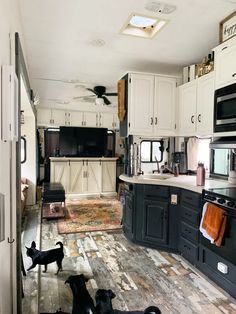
top-left (198, 245), bottom-right (236, 299)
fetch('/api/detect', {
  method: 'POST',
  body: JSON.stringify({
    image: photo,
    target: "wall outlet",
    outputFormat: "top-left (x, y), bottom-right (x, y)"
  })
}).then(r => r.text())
top-left (217, 262), bottom-right (228, 274)
top-left (171, 194), bottom-right (178, 205)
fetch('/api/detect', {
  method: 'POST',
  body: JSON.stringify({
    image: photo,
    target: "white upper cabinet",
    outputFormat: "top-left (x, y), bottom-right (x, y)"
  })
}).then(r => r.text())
top-left (83, 111), bottom-right (98, 127)
top-left (178, 80), bottom-right (197, 136)
top-left (66, 111), bottom-right (83, 126)
top-left (128, 73), bottom-right (154, 135)
top-left (37, 108), bottom-right (66, 126)
top-left (99, 112), bottom-right (119, 129)
top-left (178, 72), bottom-right (214, 136)
top-left (154, 76), bottom-right (176, 136)
top-left (196, 72), bottom-right (215, 135)
top-left (214, 37), bottom-right (236, 89)
top-left (127, 73), bottom-right (176, 136)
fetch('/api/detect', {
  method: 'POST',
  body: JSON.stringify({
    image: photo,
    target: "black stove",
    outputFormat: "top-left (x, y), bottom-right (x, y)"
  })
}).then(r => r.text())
top-left (203, 187), bottom-right (236, 213)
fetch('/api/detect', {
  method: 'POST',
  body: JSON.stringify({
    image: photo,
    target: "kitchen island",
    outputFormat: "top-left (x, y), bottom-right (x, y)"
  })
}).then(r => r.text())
top-left (119, 173), bottom-right (236, 299)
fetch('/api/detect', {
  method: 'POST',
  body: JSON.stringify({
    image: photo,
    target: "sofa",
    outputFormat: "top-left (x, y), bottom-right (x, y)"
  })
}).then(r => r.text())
top-left (21, 177), bottom-right (29, 214)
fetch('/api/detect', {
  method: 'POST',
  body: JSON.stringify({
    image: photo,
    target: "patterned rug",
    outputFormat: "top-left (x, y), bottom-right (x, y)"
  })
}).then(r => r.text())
top-left (57, 198), bottom-right (123, 234)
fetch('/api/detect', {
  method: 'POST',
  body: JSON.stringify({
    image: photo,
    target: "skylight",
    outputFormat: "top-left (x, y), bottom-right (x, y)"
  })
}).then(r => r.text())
top-left (129, 15), bottom-right (156, 28)
top-left (120, 13), bottom-right (169, 39)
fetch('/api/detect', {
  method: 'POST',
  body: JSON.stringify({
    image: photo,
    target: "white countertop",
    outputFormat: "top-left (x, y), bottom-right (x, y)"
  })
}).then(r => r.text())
top-left (50, 157), bottom-right (118, 161)
top-left (119, 174), bottom-right (236, 194)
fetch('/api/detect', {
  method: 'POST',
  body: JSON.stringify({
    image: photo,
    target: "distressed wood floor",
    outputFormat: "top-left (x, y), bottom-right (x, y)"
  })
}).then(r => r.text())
top-left (22, 206), bottom-right (236, 314)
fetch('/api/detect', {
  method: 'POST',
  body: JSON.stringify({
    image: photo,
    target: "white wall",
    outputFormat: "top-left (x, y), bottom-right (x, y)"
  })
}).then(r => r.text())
top-left (0, 0), bottom-right (25, 313)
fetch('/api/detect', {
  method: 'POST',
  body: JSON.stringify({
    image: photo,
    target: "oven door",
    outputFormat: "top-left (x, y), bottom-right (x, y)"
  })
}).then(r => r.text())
top-left (200, 203), bottom-right (236, 264)
top-left (214, 83), bottom-right (236, 132)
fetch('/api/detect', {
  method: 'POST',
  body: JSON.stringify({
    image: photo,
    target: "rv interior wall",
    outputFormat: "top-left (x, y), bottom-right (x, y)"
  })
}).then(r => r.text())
top-left (0, 1), bottom-right (24, 313)
top-left (21, 78), bottom-right (36, 205)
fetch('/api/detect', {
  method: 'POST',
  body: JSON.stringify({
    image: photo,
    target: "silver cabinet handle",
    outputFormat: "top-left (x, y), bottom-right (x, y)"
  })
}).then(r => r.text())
top-left (222, 46), bottom-right (228, 51)
top-left (150, 117), bottom-right (153, 125)
top-left (191, 115), bottom-right (195, 124)
top-left (198, 114), bottom-right (201, 123)
top-left (155, 117), bottom-right (158, 125)
top-left (8, 237), bottom-right (15, 244)
top-left (232, 73), bottom-right (236, 77)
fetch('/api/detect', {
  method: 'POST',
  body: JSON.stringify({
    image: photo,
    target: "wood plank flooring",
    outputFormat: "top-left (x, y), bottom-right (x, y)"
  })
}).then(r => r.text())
top-left (22, 205), bottom-right (236, 314)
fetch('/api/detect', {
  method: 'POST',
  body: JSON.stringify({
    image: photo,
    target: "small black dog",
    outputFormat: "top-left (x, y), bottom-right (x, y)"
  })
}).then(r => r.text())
top-left (26, 241), bottom-right (64, 275)
top-left (95, 289), bottom-right (161, 314)
top-left (65, 274), bottom-right (96, 314)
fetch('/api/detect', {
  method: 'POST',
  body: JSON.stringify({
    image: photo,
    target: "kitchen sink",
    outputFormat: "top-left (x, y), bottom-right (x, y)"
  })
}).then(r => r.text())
top-left (140, 174), bottom-right (173, 180)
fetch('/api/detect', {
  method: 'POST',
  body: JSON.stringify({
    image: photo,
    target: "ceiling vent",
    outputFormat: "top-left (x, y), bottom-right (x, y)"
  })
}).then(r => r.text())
top-left (145, 1), bottom-right (176, 14)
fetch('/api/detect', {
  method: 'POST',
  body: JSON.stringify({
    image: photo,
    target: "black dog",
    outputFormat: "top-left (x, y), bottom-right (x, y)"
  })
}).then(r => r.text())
top-left (65, 274), bottom-right (96, 314)
top-left (95, 289), bottom-right (161, 314)
top-left (26, 241), bottom-right (64, 275)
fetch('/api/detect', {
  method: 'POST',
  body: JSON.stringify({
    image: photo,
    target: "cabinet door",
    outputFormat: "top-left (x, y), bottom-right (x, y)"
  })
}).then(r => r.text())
top-left (154, 76), bottom-right (176, 136)
top-left (196, 72), bottom-right (214, 136)
top-left (50, 161), bottom-right (69, 192)
top-left (128, 74), bottom-right (154, 135)
top-left (83, 112), bottom-right (98, 127)
top-left (99, 112), bottom-right (114, 128)
top-left (69, 161), bottom-right (84, 193)
top-left (51, 109), bottom-right (66, 126)
top-left (142, 199), bottom-right (168, 245)
top-left (123, 190), bottom-right (134, 239)
top-left (178, 80), bottom-right (197, 136)
top-left (102, 161), bottom-right (116, 192)
top-left (37, 108), bottom-right (52, 126)
top-left (85, 161), bottom-right (102, 193)
top-left (215, 40), bottom-right (236, 89)
top-left (112, 113), bottom-right (119, 129)
top-left (67, 111), bottom-right (83, 127)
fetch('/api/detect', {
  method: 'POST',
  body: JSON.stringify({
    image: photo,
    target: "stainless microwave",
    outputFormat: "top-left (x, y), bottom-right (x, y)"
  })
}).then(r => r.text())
top-left (214, 82), bottom-right (236, 132)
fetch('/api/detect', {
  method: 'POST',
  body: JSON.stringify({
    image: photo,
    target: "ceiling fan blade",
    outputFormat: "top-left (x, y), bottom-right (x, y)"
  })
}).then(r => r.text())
top-left (104, 92), bottom-right (118, 96)
top-left (86, 88), bottom-right (96, 94)
top-left (102, 96), bottom-right (111, 105)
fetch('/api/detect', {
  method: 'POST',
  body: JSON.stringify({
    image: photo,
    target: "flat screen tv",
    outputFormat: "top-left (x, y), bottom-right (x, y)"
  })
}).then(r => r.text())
top-left (59, 126), bottom-right (108, 157)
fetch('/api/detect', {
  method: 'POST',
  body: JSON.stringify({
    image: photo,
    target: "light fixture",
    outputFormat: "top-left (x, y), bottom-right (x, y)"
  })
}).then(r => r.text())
top-left (145, 1), bottom-right (177, 14)
top-left (120, 13), bottom-right (169, 39)
top-left (95, 98), bottom-right (104, 106)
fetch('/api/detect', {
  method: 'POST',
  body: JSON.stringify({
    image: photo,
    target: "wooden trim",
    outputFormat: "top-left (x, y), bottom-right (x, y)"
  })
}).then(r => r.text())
top-left (117, 79), bottom-right (126, 121)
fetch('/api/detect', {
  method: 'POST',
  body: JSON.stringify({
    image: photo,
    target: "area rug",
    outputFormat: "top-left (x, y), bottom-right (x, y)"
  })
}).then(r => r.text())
top-left (57, 198), bottom-right (122, 234)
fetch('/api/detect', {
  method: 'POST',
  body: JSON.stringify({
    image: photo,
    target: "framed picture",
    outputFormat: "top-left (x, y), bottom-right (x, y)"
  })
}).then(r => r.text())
top-left (219, 11), bottom-right (236, 43)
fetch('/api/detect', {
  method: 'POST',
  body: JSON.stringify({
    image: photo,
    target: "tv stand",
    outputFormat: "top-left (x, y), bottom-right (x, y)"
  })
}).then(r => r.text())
top-left (50, 157), bottom-right (117, 197)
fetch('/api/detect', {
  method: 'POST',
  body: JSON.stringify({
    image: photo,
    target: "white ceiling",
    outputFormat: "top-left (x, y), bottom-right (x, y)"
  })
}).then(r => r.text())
top-left (19, 0), bottom-right (236, 108)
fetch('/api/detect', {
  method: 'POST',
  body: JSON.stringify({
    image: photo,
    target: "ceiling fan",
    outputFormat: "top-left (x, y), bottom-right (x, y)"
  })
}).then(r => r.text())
top-left (74, 86), bottom-right (118, 105)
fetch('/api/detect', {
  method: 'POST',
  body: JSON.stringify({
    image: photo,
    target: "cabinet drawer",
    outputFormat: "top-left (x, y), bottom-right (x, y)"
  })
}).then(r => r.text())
top-left (180, 221), bottom-right (199, 243)
top-left (181, 205), bottom-right (199, 226)
top-left (181, 190), bottom-right (201, 208)
top-left (179, 237), bottom-right (198, 262)
top-left (144, 185), bottom-right (169, 198)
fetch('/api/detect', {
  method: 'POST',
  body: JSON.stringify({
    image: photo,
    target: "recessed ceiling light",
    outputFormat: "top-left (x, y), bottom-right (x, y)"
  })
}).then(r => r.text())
top-left (120, 13), bottom-right (169, 39)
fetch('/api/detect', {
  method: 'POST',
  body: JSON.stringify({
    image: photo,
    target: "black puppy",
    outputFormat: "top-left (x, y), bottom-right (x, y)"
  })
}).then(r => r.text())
top-left (26, 241), bottom-right (64, 275)
top-left (95, 289), bottom-right (161, 314)
top-left (65, 274), bottom-right (96, 314)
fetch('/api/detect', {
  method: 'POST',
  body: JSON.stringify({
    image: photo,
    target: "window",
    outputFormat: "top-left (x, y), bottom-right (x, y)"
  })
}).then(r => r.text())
top-left (211, 149), bottom-right (230, 177)
top-left (21, 137), bottom-right (26, 163)
top-left (140, 140), bottom-right (163, 162)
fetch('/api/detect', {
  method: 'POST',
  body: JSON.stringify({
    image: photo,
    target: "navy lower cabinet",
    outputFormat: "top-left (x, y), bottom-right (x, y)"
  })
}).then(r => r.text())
top-left (178, 189), bottom-right (202, 265)
top-left (122, 183), bottom-right (135, 240)
top-left (142, 198), bottom-right (168, 245)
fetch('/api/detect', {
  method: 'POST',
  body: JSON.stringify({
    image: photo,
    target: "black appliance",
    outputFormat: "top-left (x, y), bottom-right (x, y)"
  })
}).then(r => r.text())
top-left (214, 82), bottom-right (236, 133)
top-left (59, 126), bottom-right (108, 157)
top-left (202, 188), bottom-right (236, 264)
top-left (172, 152), bottom-right (187, 174)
